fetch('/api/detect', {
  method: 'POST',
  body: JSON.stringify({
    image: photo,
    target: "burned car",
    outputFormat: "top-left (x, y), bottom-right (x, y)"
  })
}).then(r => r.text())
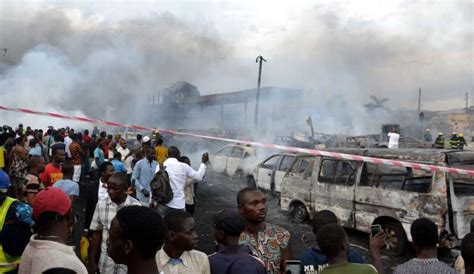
top-left (280, 148), bottom-right (474, 255)
top-left (247, 153), bottom-right (296, 195)
top-left (210, 144), bottom-right (256, 179)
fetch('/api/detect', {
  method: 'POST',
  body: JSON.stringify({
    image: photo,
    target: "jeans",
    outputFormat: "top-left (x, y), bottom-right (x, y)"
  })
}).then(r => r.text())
top-left (156, 204), bottom-right (183, 218)
top-left (81, 157), bottom-right (90, 178)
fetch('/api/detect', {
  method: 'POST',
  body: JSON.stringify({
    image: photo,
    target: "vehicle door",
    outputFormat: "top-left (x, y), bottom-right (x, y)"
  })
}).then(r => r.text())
top-left (256, 155), bottom-right (281, 191)
top-left (274, 155), bottom-right (296, 193)
top-left (313, 158), bottom-right (357, 228)
top-left (226, 146), bottom-right (244, 176)
top-left (448, 173), bottom-right (474, 239)
top-left (280, 156), bottom-right (315, 212)
top-left (212, 146), bottom-right (233, 173)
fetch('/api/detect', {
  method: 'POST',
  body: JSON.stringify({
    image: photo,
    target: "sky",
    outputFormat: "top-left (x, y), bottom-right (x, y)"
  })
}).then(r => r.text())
top-left (0, 0), bottom-right (472, 131)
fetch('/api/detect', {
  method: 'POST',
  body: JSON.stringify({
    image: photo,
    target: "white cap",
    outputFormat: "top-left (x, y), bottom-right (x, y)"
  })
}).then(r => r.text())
top-left (143, 136), bottom-right (151, 142)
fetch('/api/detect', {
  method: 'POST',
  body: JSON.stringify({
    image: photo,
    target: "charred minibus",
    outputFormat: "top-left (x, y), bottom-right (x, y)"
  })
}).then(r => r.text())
top-left (280, 149), bottom-right (474, 254)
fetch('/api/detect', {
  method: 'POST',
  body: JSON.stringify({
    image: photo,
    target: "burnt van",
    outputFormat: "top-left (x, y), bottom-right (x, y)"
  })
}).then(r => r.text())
top-left (280, 148), bottom-right (474, 254)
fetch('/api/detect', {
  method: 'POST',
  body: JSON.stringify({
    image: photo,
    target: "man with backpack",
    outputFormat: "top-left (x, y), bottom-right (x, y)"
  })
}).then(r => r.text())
top-left (152, 146), bottom-right (208, 217)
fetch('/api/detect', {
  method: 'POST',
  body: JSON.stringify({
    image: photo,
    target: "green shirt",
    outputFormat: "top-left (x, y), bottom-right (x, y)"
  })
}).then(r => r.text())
top-left (320, 262), bottom-right (378, 274)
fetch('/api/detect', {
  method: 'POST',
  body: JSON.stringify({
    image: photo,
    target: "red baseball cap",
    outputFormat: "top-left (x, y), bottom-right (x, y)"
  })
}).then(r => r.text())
top-left (33, 187), bottom-right (71, 221)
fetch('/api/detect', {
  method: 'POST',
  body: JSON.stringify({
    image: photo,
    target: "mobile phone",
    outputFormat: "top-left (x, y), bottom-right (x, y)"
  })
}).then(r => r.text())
top-left (285, 260), bottom-right (302, 274)
top-left (371, 224), bottom-right (382, 236)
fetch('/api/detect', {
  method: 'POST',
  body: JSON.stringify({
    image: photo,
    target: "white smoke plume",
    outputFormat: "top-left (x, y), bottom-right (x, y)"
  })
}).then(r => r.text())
top-left (0, 1), bottom-right (471, 138)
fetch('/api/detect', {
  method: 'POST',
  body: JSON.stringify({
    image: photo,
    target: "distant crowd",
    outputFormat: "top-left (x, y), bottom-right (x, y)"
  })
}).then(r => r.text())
top-left (0, 123), bottom-right (473, 274)
top-left (386, 128), bottom-right (467, 150)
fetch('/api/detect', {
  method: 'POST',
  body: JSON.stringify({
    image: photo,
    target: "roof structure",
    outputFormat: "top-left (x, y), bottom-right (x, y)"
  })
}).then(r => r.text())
top-left (181, 86), bottom-right (302, 106)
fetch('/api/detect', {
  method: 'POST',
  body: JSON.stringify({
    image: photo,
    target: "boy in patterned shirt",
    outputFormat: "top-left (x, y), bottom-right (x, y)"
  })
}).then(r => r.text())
top-left (237, 187), bottom-right (292, 274)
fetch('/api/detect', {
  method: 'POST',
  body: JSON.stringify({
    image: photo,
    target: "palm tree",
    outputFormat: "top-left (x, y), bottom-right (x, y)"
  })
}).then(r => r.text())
top-left (162, 81), bottom-right (201, 104)
top-left (364, 96), bottom-right (389, 111)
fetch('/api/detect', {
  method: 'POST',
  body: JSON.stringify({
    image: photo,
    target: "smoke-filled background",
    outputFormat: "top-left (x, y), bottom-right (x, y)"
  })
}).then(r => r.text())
top-left (0, 0), bottom-right (472, 136)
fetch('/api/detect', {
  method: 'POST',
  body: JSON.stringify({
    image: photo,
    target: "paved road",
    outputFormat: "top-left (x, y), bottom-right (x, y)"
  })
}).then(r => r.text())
top-left (76, 154), bottom-right (455, 273)
top-left (192, 172), bottom-right (413, 273)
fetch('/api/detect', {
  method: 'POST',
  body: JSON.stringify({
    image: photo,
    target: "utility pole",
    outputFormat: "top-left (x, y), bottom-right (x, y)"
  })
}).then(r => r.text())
top-left (306, 116), bottom-right (315, 145)
top-left (254, 55), bottom-right (266, 127)
top-left (418, 88), bottom-right (423, 141)
top-left (417, 88), bottom-right (422, 114)
top-left (465, 92), bottom-right (469, 113)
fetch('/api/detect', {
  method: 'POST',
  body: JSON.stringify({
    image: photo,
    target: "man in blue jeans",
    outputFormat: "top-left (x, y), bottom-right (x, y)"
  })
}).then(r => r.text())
top-left (298, 210), bottom-right (364, 273)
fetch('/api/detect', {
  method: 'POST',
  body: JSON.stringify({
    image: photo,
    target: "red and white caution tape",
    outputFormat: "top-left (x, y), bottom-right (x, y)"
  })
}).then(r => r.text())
top-left (2, 105), bottom-right (474, 177)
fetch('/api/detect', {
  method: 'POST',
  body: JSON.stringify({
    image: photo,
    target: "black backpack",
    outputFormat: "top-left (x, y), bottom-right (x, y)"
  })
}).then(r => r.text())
top-left (151, 167), bottom-right (173, 204)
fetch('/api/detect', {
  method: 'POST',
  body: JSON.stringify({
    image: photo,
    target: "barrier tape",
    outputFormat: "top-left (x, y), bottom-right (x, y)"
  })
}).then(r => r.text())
top-left (2, 104), bottom-right (474, 177)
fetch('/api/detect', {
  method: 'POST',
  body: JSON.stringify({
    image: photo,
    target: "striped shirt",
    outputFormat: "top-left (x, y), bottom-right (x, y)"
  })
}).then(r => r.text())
top-left (89, 195), bottom-right (141, 274)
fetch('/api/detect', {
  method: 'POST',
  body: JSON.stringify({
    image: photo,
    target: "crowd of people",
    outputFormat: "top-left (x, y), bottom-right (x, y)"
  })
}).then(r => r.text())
top-left (0, 123), bottom-right (473, 274)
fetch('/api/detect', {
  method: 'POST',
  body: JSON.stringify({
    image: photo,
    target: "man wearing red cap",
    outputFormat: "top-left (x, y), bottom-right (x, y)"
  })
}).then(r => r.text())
top-left (18, 187), bottom-right (87, 274)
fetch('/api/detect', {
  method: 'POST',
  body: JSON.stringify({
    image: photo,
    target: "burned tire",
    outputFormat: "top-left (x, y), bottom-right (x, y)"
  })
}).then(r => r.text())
top-left (381, 221), bottom-right (407, 256)
top-left (247, 176), bottom-right (256, 188)
top-left (289, 203), bottom-right (308, 223)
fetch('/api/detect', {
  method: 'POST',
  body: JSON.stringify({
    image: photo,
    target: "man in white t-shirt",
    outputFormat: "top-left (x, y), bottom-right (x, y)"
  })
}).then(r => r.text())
top-left (117, 139), bottom-right (133, 183)
top-left (387, 128), bottom-right (400, 149)
top-left (154, 146), bottom-right (208, 216)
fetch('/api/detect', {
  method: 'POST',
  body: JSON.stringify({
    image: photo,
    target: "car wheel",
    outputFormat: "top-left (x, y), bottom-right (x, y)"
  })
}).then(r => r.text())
top-left (381, 221), bottom-right (407, 256)
top-left (247, 176), bottom-right (256, 188)
top-left (289, 203), bottom-right (308, 223)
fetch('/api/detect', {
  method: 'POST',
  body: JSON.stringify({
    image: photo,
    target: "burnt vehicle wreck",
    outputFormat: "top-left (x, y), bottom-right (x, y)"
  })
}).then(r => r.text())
top-left (280, 148), bottom-right (474, 254)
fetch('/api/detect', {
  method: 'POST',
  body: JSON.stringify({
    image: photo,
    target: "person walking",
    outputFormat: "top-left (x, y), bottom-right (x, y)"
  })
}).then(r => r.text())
top-left (69, 134), bottom-right (84, 182)
top-left (8, 137), bottom-right (28, 198)
top-left (387, 128), bottom-right (400, 149)
top-left (154, 146), bottom-right (208, 216)
top-left (154, 138), bottom-right (168, 166)
top-left (450, 132), bottom-right (460, 150)
top-left (434, 133), bottom-right (445, 149)
top-left (133, 148), bottom-right (157, 206)
top-left (424, 129), bottom-right (433, 142)
top-left (458, 133), bottom-right (468, 150)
